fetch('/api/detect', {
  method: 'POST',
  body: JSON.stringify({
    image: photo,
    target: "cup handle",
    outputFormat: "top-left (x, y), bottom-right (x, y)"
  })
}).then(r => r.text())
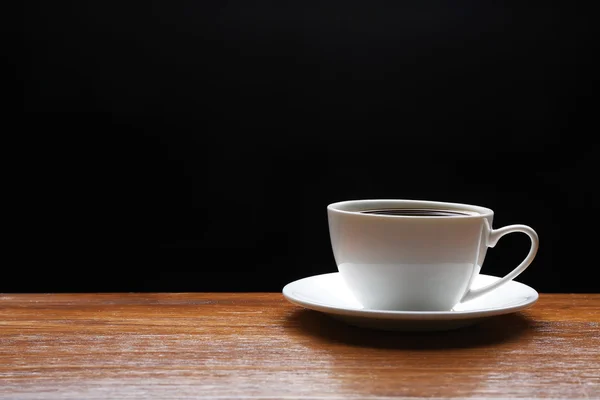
top-left (460, 224), bottom-right (539, 303)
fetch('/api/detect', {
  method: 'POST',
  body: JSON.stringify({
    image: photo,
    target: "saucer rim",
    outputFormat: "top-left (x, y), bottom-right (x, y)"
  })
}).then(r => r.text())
top-left (282, 272), bottom-right (539, 321)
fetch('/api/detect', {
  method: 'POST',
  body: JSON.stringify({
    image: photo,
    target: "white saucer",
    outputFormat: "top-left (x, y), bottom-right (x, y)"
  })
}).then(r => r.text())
top-left (282, 272), bottom-right (538, 331)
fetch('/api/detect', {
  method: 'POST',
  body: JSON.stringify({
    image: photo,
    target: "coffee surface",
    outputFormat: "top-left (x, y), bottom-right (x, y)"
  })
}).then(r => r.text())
top-left (359, 208), bottom-right (477, 216)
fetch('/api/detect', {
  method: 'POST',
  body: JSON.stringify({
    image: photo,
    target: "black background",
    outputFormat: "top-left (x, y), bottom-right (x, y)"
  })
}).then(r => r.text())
top-left (11, 1), bottom-right (598, 293)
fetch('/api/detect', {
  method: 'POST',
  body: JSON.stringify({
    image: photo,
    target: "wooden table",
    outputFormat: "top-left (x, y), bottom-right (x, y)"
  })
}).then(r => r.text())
top-left (0, 293), bottom-right (598, 399)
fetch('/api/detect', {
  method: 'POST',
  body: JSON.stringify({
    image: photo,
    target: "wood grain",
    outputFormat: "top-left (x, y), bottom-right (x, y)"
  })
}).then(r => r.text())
top-left (0, 293), bottom-right (598, 399)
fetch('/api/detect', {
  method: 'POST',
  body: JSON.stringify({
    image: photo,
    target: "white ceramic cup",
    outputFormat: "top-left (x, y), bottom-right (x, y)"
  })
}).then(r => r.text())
top-left (327, 199), bottom-right (539, 311)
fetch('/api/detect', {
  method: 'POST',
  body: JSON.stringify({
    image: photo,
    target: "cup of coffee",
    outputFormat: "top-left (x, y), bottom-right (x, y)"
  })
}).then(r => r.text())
top-left (327, 199), bottom-right (539, 311)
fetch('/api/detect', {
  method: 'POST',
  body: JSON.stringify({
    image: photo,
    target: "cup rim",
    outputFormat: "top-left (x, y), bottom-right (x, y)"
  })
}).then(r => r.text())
top-left (327, 199), bottom-right (494, 219)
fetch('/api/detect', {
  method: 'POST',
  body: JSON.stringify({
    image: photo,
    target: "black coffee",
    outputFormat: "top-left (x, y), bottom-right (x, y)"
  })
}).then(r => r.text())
top-left (359, 208), bottom-right (476, 217)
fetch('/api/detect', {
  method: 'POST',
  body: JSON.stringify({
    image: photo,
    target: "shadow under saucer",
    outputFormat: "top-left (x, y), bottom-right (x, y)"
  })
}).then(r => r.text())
top-left (284, 308), bottom-right (536, 350)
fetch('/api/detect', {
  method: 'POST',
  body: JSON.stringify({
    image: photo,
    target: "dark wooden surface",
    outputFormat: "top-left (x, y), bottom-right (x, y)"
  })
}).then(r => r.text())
top-left (0, 293), bottom-right (598, 399)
